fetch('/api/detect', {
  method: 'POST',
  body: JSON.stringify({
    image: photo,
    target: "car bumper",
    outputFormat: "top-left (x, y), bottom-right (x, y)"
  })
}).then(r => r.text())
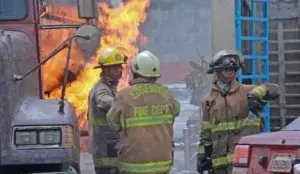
top-left (1, 148), bottom-right (79, 165)
top-left (32, 172), bottom-right (76, 174)
top-left (232, 167), bottom-right (248, 174)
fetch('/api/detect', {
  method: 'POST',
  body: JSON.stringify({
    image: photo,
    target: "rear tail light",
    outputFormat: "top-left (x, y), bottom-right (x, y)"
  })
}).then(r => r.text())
top-left (233, 145), bottom-right (250, 167)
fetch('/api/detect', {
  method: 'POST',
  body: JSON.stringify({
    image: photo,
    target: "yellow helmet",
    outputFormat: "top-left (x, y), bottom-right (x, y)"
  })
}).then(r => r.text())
top-left (94, 47), bottom-right (127, 68)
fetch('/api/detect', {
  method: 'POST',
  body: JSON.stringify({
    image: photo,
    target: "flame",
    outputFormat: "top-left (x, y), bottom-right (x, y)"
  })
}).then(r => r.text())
top-left (41, 0), bottom-right (150, 129)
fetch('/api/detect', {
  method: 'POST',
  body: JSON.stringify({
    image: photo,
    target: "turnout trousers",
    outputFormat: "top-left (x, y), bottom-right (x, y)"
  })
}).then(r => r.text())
top-left (214, 165), bottom-right (232, 174)
top-left (95, 167), bottom-right (120, 174)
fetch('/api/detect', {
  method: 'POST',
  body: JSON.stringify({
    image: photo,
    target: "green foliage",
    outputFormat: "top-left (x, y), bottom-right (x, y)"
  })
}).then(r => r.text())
top-left (184, 53), bottom-right (209, 106)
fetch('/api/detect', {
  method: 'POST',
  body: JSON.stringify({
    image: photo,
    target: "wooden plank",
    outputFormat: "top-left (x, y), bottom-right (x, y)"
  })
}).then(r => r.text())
top-left (269, 40), bottom-right (300, 44)
top-left (271, 115), bottom-right (299, 119)
top-left (298, 0), bottom-right (300, 18)
top-left (270, 104), bottom-right (300, 108)
top-left (270, 28), bottom-right (300, 33)
top-left (277, 21), bottom-right (287, 128)
top-left (285, 83), bottom-right (300, 86)
top-left (283, 28), bottom-right (300, 32)
top-left (270, 50), bottom-right (300, 54)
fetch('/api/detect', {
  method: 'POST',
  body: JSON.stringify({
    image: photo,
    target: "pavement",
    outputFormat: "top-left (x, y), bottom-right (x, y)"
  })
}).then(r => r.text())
top-left (79, 123), bottom-right (200, 174)
top-left (80, 150), bottom-right (197, 174)
top-left (80, 152), bottom-right (95, 174)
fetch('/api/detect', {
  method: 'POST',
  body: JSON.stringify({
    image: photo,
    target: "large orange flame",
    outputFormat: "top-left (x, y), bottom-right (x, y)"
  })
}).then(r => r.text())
top-left (41, 0), bottom-right (150, 129)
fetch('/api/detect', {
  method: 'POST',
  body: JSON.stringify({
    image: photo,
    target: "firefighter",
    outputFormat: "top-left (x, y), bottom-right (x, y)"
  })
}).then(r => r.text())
top-left (106, 50), bottom-right (180, 174)
top-left (197, 50), bottom-right (279, 174)
top-left (88, 47), bottom-right (127, 174)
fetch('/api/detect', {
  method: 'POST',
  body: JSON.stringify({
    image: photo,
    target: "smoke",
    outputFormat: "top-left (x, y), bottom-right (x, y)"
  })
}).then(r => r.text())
top-left (110, 0), bottom-right (124, 8)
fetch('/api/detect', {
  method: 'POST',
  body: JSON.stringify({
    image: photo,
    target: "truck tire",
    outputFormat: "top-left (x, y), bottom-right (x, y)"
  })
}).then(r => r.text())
top-left (61, 163), bottom-right (81, 174)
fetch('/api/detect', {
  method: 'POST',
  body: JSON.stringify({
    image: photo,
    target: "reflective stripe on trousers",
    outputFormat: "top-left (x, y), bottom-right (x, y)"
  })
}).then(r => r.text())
top-left (119, 160), bottom-right (172, 173)
top-left (121, 115), bottom-right (173, 127)
top-left (197, 145), bottom-right (205, 154)
top-left (201, 115), bottom-right (260, 132)
top-left (90, 115), bottom-right (118, 168)
top-left (93, 157), bottom-right (119, 167)
top-left (121, 171), bottom-right (170, 174)
top-left (89, 115), bottom-right (109, 126)
top-left (212, 153), bottom-right (233, 168)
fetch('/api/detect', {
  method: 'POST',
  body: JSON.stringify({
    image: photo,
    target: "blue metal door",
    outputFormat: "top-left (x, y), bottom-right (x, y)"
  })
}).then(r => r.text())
top-left (235, 0), bottom-right (270, 132)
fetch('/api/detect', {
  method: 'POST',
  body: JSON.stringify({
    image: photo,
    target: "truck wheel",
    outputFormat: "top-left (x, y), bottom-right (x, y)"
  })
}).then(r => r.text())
top-left (61, 163), bottom-right (81, 174)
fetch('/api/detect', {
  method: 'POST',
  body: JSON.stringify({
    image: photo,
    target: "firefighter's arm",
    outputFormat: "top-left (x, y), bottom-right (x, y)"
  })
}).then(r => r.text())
top-left (168, 89), bottom-right (181, 117)
top-left (249, 83), bottom-right (279, 101)
top-left (95, 88), bottom-right (114, 112)
top-left (198, 101), bottom-right (212, 157)
top-left (247, 83), bottom-right (279, 117)
top-left (171, 98), bottom-right (181, 117)
top-left (197, 101), bottom-right (213, 173)
top-left (106, 94), bottom-right (124, 132)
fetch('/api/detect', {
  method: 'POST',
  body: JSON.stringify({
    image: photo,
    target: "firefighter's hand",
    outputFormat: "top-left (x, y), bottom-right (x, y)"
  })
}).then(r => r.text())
top-left (197, 156), bottom-right (212, 173)
top-left (247, 93), bottom-right (267, 116)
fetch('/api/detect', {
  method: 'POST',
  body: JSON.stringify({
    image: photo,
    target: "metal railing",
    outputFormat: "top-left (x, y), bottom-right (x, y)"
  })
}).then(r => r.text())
top-left (173, 125), bottom-right (199, 174)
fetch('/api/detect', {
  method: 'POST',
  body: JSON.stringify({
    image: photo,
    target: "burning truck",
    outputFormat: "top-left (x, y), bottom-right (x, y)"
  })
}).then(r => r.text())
top-left (0, 0), bottom-right (102, 173)
top-left (40, 0), bottom-right (150, 135)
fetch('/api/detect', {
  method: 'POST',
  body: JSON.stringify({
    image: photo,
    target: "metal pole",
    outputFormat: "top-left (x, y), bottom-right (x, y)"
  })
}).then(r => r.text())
top-left (183, 128), bottom-right (191, 170)
top-left (189, 125), bottom-right (197, 143)
top-left (40, 24), bottom-right (83, 30)
top-left (189, 125), bottom-right (197, 171)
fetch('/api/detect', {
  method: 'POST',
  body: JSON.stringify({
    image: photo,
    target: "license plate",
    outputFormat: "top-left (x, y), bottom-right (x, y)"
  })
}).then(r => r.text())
top-left (268, 153), bottom-right (296, 173)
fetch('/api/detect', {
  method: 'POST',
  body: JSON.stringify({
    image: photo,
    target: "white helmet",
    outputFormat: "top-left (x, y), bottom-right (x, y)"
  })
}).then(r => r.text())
top-left (131, 50), bottom-right (160, 78)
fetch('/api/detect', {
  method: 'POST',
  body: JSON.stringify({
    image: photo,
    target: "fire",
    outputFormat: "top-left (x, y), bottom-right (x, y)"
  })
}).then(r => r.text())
top-left (41, 0), bottom-right (150, 129)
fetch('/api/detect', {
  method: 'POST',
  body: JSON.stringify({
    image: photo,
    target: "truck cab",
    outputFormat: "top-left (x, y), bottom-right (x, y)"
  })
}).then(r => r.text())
top-left (0, 0), bottom-right (99, 173)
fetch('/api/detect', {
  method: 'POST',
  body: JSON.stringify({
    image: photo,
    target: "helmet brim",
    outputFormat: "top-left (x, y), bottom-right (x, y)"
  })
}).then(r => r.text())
top-left (207, 68), bottom-right (213, 74)
top-left (93, 62), bottom-right (127, 69)
top-left (93, 65), bottom-right (101, 69)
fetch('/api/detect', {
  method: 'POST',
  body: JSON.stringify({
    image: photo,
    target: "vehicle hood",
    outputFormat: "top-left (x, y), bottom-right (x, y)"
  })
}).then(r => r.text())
top-left (13, 99), bottom-right (78, 126)
top-left (238, 131), bottom-right (300, 146)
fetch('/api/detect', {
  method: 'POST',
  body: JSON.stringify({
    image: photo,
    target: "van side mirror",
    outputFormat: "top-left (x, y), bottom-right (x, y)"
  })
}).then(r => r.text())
top-left (75, 25), bottom-right (100, 61)
top-left (76, 0), bottom-right (98, 19)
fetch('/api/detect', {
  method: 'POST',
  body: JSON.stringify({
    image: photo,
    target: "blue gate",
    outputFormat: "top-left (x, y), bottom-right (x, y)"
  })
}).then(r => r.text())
top-left (235, 0), bottom-right (270, 132)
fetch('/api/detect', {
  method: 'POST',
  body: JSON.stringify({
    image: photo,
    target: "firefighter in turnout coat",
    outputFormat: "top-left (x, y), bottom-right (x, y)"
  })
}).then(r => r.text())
top-left (88, 47), bottom-right (127, 174)
top-left (197, 50), bottom-right (279, 174)
top-left (106, 50), bottom-right (180, 174)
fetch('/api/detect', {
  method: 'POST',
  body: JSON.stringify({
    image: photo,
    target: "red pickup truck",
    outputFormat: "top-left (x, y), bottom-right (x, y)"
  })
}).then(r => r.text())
top-left (233, 117), bottom-right (300, 174)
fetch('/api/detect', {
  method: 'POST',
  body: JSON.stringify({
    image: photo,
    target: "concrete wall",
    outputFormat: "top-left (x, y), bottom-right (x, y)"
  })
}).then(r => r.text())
top-left (269, 0), bottom-right (299, 19)
top-left (141, 0), bottom-right (212, 64)
top-left (211, 0), bottom-right (236, 55)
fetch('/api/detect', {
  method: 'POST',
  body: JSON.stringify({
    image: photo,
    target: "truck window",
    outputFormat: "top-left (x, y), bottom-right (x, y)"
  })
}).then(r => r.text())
top-left (0, 0), bottom-right (28, 20)
top-left (282, 118), bottom-right (300, 131)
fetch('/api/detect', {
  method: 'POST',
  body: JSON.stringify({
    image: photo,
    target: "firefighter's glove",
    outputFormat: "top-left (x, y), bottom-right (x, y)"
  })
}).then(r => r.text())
top-left (247, 92), bottom-right (267, 116)
top-left (204, 142), bottom-right (212, 157)
top-left (197, 156), bottom-right (212, 173)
